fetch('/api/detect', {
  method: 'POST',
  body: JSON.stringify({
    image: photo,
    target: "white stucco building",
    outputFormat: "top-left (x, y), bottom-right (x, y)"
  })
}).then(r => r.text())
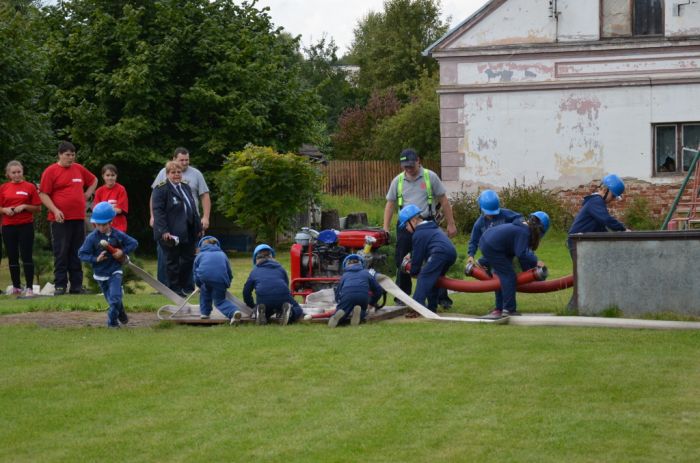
top-left (426, 0), bottom-right (700, 196)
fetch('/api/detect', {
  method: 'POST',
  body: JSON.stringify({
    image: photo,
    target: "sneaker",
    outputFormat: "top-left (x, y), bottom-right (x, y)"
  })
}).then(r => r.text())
top-left (503, 309), bottom-right (521, 316)
top-left (54, 287), bottom-right (66, 296)
top-left (350, 305), bottom-right (362, 326)
top-left (22, 288), bottom-right (34, 297)
top-left (118, 311), bottom-right (129, 325)
top-left (69, 287), bottom-right (91, 295)
top-left (230, 311), bottom-right (242, 326)
top-left (481, 309), bottom-right (504, 319)
top-left (10, 287), bottom-right (22, 296)
top-left (439, 297), bottom-right (453, 310)
top-left (200, 314), bottom-right (210, 320)
top-left (303, 313), bottom-right (313, 322)
top-left (328, 309), bottom-right (346, 328)
top-left (255, 304), bottom-right (267, 326)
top-left (279, 303), bottom-right (291, 326)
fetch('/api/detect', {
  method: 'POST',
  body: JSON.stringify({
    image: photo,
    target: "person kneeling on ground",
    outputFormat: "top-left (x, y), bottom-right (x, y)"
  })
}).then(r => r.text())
top-left (243, 244), bottom-right (304, 326)
top-left (78, 202), bottom-right (138, 328)
top-left (478, 211), bottom-right (549, 319)
top-left (193, 235), bottom-right (241, 325)
top-left (399, 204), bottom-right (457, 314)
top-left (328, 254), bottom-right (385, 328)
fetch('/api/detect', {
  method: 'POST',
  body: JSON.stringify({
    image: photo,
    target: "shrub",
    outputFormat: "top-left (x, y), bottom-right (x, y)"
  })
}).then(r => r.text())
top-left (623, 197), bottom-right (661, 230)
top-left (449, 190), bottom-right (482, 235)
top-left (499, 178), bottom-right (573, 231)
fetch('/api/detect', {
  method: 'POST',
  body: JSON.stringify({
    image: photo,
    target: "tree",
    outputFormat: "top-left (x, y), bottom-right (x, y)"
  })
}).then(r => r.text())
top-left (347, 0), bottom-right (448, 95)
top-left (0, 1), bottom-right (55, 179)
top-left (42, 0), bottom-right (326, 243)
top-left (331, 89), bottom-right (401, 160)
top-left (215, 145), bottom-right (322, 244)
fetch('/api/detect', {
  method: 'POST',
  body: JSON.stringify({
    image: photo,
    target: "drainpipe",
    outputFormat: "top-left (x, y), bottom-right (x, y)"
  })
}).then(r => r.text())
top-left (549, 0), bottom-right (561, 42)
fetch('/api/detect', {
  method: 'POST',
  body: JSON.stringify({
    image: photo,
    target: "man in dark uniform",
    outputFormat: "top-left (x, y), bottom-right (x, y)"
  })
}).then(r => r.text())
top-left (152, 161), bottom-right (202, 297)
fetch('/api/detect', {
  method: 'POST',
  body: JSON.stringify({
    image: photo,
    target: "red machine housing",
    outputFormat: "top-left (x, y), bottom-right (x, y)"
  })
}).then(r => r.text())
top-left (290, 229), bottom-right (389, 300)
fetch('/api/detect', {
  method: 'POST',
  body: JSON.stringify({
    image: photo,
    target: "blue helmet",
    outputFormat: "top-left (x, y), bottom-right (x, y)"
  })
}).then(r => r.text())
top-left (253, 244), bottom-right (275, 263)
top-left (91, 201), bottom-right (116, 224)
top-left (478, 189), bottom-right (500, 215)
top-left (398, 204), bottom-right (421, 229)
top-left (602, 174), bottom-right (625, 198)
top-left (530, 211), bottom-right (550, 235)
top-left (342, 253), bottom-right (365, 270)
top-left (197, 235), bottom-right (219, 248)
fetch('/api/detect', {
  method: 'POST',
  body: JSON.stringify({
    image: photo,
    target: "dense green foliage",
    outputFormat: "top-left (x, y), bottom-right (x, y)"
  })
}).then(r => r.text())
top-left (36, 0), bottom-right (326, 243)
top-left (347, 0), bottom-right (448, 94)
top-left (0, 1), bottom-right (55, 178)
top-left (215, 145), bottom-right (322, 244)
top-left (450, 179), bottom-right (574, 234)
top-left (623, 197), bottom-right (662, 230)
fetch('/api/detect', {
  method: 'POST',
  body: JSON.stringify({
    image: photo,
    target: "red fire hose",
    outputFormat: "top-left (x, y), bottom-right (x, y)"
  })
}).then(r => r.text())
top-left (435, 267), bottom-right (544, 293)
top-left (462, 263), bottom-right (574, 293)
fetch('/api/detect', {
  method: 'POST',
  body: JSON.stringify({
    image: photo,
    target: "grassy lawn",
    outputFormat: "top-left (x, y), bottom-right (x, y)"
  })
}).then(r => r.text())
top-left (1, 196), bottom-right (698, 461)
top-left (1, 323), bottom-right (699, 462)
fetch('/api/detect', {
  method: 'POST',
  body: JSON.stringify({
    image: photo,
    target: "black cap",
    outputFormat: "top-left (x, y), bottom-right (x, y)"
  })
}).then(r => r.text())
top-left (399, 149), bottom-right (418, 167)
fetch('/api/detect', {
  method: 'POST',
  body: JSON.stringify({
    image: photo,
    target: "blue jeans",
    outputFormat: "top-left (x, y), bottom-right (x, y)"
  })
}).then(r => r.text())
top-left (98, 272), bottom-right (125, 327)
top-left (199, 282), bottom-right (238, 319)
top-left (336, 294), bottom-right (369, 322)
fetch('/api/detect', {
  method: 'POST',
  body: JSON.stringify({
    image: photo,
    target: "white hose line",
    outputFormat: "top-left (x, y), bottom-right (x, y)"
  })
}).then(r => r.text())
top-left (508, 315), bottom-right (700, 330)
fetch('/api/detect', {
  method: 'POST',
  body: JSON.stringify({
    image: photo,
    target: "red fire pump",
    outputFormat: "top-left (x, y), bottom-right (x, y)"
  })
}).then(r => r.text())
top-left (290, 227), bottom-right (390, 301)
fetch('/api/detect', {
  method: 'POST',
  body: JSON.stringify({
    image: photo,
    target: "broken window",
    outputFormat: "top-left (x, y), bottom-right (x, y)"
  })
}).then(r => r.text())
top-left (654, 123), bottom-right (700, 175)
top-left (601, 0), bottom-right (664, 38)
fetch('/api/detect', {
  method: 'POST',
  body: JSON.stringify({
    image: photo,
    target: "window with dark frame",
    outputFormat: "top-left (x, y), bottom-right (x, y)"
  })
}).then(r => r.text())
top-left (601, 0), bottom-right (665, 38)
top-left (654, 123), bottom-right (700, 175)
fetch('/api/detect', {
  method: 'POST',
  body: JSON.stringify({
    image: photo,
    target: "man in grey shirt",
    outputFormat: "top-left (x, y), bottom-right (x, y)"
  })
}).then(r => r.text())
top-left (150, 147), bottom-right (211, 287)
top-left (383, 148), bottom-right (457, 305)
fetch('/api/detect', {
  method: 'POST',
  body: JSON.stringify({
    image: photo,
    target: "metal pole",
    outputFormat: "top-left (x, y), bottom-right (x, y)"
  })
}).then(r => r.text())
top-left (661, 147), bottom-right (700, 230)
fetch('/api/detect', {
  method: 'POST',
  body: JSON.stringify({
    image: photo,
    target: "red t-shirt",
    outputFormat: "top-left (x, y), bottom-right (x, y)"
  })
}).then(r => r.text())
top-left (39, 162), bottom-right (96, 221)
top-left (94, 182), bottom-right (129, 232)
top-left (0, 181), bottom-right (41, 226)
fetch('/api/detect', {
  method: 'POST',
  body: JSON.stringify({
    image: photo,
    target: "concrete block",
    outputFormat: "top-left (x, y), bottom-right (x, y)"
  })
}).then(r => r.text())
top-left (440, 123), bottom-right (465, 138)
top-left (572, 231), bottom-right (700, 316)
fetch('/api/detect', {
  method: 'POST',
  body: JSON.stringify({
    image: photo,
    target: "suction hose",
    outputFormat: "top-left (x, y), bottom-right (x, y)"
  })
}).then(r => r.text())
top-left (436, 266), bottom-right (546, 293)
top-left (463, 263), bottom-right (574, 293)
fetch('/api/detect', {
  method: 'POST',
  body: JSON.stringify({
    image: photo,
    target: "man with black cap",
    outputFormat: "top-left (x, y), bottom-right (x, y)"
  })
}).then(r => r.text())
top-left (383, 148), bottom-right (457, 309)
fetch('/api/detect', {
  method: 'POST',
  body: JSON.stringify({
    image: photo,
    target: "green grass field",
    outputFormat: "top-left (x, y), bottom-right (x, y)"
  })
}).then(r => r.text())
top-left (1, 196), bottom-right (699, 461)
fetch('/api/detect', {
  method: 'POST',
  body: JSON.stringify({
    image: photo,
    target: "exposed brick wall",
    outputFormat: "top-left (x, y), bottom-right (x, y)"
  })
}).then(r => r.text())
top-left (555, 178), bottom-right (686, 221)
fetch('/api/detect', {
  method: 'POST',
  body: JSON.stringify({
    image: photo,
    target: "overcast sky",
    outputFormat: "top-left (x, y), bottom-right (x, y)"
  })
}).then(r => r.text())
top-left (247, 0), bottom-right (487, 55)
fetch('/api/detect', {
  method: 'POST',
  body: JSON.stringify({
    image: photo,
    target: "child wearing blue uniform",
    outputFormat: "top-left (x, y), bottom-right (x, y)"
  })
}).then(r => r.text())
top-left (193, 236), bottom-right (241, 325)
top-left (567, 174), bottom-right (628, 253)
top-left (78, 202), bottom-right (138, 328)
top-left (398, 204), bottom-right (457, 313)
top-left (243, 244), bottom-right (303, 325)
top-left (466, 189), bottom-right (522, 267)
top-left (478, 211), bottom-right (549, 319)
top-left (328, 254), bottom-right (385, 328)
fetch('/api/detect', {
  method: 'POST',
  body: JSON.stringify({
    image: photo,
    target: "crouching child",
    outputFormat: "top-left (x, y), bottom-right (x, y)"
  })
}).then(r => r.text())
top-left (243, 244), bottom-right (304, 325)
top-left (399, 204), bottom-right (457, 313)
top-left (78, 201), bottom-right (138, 328)
top-left (328, 254), bottom-right (385, 328)
top-left (193, 236), bottom-right (241, 325)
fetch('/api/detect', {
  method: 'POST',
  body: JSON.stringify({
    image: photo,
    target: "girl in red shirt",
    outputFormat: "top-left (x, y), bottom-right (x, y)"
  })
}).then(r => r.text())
top-left (93, 164), bottom-right (129, 232)
top-left (0, 160), bottom-right (42, 296)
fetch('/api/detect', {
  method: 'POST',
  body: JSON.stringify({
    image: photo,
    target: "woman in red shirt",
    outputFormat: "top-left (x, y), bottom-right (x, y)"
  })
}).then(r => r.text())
top-left (0, 160), bottom-right (42, 296)
top-left (93, 164), bottom-right (129, 232)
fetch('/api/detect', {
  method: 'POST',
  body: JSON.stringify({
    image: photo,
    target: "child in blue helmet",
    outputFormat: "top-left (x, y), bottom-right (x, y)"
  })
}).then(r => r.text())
top-left (568, 174), bottom-right (629, 253)
top-left (243, 244), bottom-right (304, 325)
top-left (478, 211), bottom-right (549, 319)
top-left (78, 201), bottom-right (138, 328)
top-left (193, 236), bottom-right (241, 325)
top-left (467, 189), bottom-right (523, 268)
top-left (399, 204), bottom-right (457, 313)
top-left (328, 254), bottom-right (385, 328)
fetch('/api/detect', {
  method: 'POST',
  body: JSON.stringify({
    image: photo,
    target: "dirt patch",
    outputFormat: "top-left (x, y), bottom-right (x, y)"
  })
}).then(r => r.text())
top-left (0, 311), bottom-right (159, 328)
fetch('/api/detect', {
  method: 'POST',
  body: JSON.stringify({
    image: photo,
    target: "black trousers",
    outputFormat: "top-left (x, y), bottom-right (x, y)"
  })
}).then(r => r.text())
top-left (50, 220), bottom-right (85, 290)
top-left (3, 222), bottom-right (35, 289)
top-left (164, 240), bottom-right (196, 294)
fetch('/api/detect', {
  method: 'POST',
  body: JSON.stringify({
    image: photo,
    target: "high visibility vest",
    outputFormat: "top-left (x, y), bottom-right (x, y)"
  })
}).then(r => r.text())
top-left (397, 169), bottom-right (434, 217)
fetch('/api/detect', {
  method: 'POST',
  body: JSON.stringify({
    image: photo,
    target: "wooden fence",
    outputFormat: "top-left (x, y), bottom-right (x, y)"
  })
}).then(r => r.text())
top-left (321, 160), bottom-right (442, 199)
